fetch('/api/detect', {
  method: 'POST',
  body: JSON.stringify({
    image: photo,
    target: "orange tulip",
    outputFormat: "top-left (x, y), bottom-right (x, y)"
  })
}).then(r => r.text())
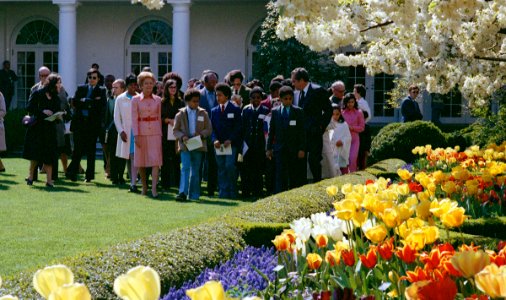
top-left (401, 266), bottom-right (430, 283)
top-left (416, 277), bottom-right (458, 300)
top-left (325, 250), bottom-right (340, 267)
top-left (306, 253), bottom-right (323, 270)
top-left (315, 234), bottom-right (329, 248)
top-left (341, 249), bottom-right (355, 267)
top-left (359, 248), bottom-right (377, 269)
top-left (272, 234), bottom-right (291, 252)
top-left (397, 244), bottom-right (417, 264)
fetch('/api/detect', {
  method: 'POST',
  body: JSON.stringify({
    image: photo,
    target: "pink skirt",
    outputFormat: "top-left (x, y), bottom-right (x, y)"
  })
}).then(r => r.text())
top-left (134, 135), bottom-right (163, 167)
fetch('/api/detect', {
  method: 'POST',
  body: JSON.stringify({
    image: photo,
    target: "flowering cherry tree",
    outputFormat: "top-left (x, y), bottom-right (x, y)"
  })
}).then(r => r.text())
top-left (275, 0), bottom-right (506, 107)
top-left (131, 0), bottom-right (164, 10)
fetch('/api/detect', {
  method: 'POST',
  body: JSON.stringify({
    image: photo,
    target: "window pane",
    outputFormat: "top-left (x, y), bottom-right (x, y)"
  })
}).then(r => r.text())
top-left (130, 20), bottom-right (172, 45)
top-left (16, 51), bottom-right (36, 108)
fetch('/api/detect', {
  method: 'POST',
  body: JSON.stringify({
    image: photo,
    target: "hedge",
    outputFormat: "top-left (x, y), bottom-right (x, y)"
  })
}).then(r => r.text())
top-left (0, 159), bottom-right (399, 299)
top-left (457, 217), bottom-right (506, 240)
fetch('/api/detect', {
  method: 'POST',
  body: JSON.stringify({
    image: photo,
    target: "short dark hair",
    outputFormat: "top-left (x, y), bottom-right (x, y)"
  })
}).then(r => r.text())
top-left (228, 70), bottom-right (244, 83)
top-left (279, 86), bottom-right (294, 99)
top-left (184, 88), bottom-right (201, 102)
top-left (215, 82), bottom-right (231, 98)
top-left (249, 86), bottom-right (264, 99)
top-left (125, 74), bottom-right (137, 86)
top-left (331, 104), bottom-right (345, 123)
top-left (2, 60), bottom-right (10, 67)
top-left (202, 70), bottom-right (219, 82)
top-left (91, 63), bottom-right (99, 69)
top-left (408, 84), bottom-right (419, 92)
top-left (354, 84), bottom-right (366, 98)
top-left (291, 67), bottom-right (310, 82)
top-left (87, 68), bottom-right (99, 77)
top-left (269, 81), bottom-right (282, 93)
top-left (162, 72), bottom-right (183, 90)
top-left (282, 79), bottom-right (293, 88)
top-left (343, 92), bottom-right (358, 109)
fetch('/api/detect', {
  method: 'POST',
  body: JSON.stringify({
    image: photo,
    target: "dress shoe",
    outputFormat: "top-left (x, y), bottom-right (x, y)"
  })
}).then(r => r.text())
top-left (176, 192), bottom-right (187, 202)
top-left (26, 178), bottom-right (33, 186)
top-left (65, 173), bottom-right (77, 182)
top-left (46, 182), bottom-right (54, 188)
top-left (0, 168), bottom-right (5, 172)
top-left (84, 178), bottom-right (92, 183)
top-left (151, 193), bottom-right (159, 199)
top-left (129, 185), bottom-right (139, 193)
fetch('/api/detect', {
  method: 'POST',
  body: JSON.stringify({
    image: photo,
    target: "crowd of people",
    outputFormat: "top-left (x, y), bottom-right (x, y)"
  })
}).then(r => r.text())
top-left (0, 63), bottom-right (422, 201)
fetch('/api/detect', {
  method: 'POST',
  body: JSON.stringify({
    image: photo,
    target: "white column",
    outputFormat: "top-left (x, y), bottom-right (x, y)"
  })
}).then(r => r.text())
top-left (168, 0), bottom-right (191, 89)
top-left (53, 0), bottom-right (78, 96)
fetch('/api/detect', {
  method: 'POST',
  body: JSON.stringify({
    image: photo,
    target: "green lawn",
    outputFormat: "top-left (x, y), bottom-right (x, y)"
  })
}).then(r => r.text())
top-left (0, 157), bottom-right (247, 276)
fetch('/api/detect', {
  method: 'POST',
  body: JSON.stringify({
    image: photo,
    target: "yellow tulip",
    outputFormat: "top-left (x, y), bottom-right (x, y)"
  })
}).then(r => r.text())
top-left (451, 250), bottom-right (490, 278)
top-left (426, 182), bottom-right (437, 195)
top-left (306, 253), bottom-right (323, 270)
top-left (326, 185), bottom-right (338, 197)
top-left (416, 200), bottom-right (432, 220)
top-left (381, 208), bottom-right (400, 228)
top-left (315, 234), bottom-right (329, 248)
top-left (353, 184), bottom-right (365, 194)
top-left (352, 209), bottom-right (369, 227)
top-left (397, 203), bottom-right (414, 221)
top-left (397, 218), bottom-right (425, 239)
top-left (364, 224), bottom-right (387, 243)
top-left (114, 266), bottom-right (160, 300)
top-left (440, 207), bottom-right (467, 228)
top-left (397, 169), bottom-right (413, 181)
top-left (365, 183), bottom-right (378, 194)
top-left (465, 179), bottom-right (480, 195)
top-left (186, 281), bottom-right (227, 300)
top-left (48, 283), bottom-right (91, 300)
top-left (422, 226), bottom-right (439, 245)
top-left (475, 263), bottom-right (506, 298)
top-left (417, 190), bottom-right (431, 202)
top-left (429, 198), bottom-right (456, 218)
top-left (341, 183), bottom-right (353, 195)
top-left (33, 265), bottom-right (74, 299)
top-left (397, 184), bottom-right (410, 196)
top-left (333, 199), bottom-right (357, 220)
top-left (406, 195), bottom-right (419, 207)
top-left (345, 191), bottom-right (364, 205)
top-left (0, 296), bottom-right (19, 300)
top-left (441, 181), bottom-right (457, 195)
top-left (452, 166), bottom-right (470, 181)
top-left (376, 177), bottom-right (390, 190)
top-left (404, 229), bottom-right (426, 250)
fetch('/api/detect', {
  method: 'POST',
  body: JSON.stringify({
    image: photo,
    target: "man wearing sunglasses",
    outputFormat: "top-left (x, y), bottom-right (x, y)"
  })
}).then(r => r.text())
top-left (401, 84), bottom-right (423, 122)
top-left (66, 68), bottom-right (107, 182)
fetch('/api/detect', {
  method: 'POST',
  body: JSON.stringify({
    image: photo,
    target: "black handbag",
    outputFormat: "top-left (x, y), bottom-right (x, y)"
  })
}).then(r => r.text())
top-left (22, 115), bottom-right (37, 127)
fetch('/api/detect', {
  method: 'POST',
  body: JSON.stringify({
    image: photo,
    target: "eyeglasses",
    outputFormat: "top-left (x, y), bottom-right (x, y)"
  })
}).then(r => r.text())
top-left (88, 76), bottom-right (98, 80)
top-left (168, 86), bottom-right (177, 89)
top-left (40, 74), bottom-right (49, 78)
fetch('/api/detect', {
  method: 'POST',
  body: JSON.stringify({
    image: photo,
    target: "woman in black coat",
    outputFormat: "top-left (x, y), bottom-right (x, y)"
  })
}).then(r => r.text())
top-left (160, 79), bottom-right (184, 189)
top-left (23, 73), bottom-right (63, 187)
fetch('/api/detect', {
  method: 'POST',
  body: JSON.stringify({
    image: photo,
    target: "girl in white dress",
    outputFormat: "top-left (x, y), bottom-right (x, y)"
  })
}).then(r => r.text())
top-left (330, 105), bottom-right (352, 175)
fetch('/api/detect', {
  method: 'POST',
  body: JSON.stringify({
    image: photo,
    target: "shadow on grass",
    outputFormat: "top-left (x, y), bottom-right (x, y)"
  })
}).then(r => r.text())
top-left (32, 185), bottom-right (89, 193)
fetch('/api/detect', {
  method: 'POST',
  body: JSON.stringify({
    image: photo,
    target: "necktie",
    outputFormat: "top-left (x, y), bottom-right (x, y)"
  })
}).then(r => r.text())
top-left (221, 104), bottom-right (225, 113)
top-left (87, 85), bottom-right (93, 98)
top-left (282, 107), bottom-right (288, 119)
top-left (299, 91), bottom-right (305, 108)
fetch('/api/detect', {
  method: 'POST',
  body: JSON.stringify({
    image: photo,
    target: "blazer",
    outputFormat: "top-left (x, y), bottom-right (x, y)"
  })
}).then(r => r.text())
top-left (241, 104), bottom-right (269, 151)
top-left (232, 84), bottom-right (251, 107)
top-left (161, 97), bottom-right (184, 140)
top-left (131, 93), bottom-right (162, 137)
top-left (210, 101), bottom-right (242, 148)
top-left (401, 96), bottom-right (423, 122)
top-left (71, 84), bottom-right (107, 132)
top-left (114, 91), bottom-right (137, 159)
top-left (199, 88), bottom-right (217, 116)
top-left (173, 106), bottom-right (212, 152)
top-left (298, 83), bottom-right (333, 135)
top-left (267, 105), bottom-right (306, 153)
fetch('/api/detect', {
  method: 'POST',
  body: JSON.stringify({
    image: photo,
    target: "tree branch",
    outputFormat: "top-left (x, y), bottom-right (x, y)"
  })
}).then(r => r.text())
top-left (360, 21), bottom-right (394, 32)
top-left (474, 55), bottom-right (506, 62)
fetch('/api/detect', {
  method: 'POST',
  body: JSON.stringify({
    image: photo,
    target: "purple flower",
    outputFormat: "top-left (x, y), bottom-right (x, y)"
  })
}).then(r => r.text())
top-left (401, 163), bottom-right (413, 172)
top-left (162, 246), bottom-right (277, 300)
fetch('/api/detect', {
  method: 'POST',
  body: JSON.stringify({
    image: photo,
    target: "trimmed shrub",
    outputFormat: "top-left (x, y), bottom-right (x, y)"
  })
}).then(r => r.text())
top-left (370, 121), bottom-right (447, 164)
top-left (364, 158), bottom-right (405, 181)
top-left (457, 217), bottom-right (506, 240)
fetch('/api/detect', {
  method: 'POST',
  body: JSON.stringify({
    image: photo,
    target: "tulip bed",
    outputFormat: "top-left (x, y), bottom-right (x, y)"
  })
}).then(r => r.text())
top-left (0, 159), bottom-right (398, 299)
top-left (265, 143), bottom-right (506, 299)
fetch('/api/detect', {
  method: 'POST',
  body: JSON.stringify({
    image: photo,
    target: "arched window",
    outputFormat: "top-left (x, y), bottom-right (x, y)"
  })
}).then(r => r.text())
top-left (246, 23), bottom-right (262, 80)
top-left (127, 20), bottom-right (172, 80)
top-left (14, 19), bottom-right (58, 108)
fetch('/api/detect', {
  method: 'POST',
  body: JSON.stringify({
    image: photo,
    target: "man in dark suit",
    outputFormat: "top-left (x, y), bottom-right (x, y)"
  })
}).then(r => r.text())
top-left (211, 83), bottom-right (242, 198)
top-left (241, 87), bottom-right (270, 198)
top-left (66, 68), bottom-right (107, 182)
top-left (199, 71), bottom-right (219, 196)
top-left (401, 84), bottom-right (423, 122)
top-left (291, 67), bottom-right (332, 183)
top-left (266, 86), bottom-right (306, 193)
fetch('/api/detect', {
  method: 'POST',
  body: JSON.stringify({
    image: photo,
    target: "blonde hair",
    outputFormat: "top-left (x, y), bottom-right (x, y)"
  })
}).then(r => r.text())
top-left (137, 71), bottom-right (156, 87)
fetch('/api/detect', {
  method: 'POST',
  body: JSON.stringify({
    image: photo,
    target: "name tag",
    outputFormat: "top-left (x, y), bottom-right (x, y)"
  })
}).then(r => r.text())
top-left (258, 114), bottom-right (265, 120)
top-left (198, 116), bottom-right (204, 122)
top-left (227, 113), bottom-right (234, 119)
top-left (289, 120), bottom-right (296, 126)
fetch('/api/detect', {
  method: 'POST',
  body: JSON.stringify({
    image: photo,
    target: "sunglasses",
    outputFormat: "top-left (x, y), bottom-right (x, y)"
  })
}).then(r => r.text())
top-left (88, 76), bottom-right (98, 80)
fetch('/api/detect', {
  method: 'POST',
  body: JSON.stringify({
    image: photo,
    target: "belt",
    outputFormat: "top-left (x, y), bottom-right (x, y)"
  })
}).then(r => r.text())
top-left (138, 117), bottom-right (159, 122)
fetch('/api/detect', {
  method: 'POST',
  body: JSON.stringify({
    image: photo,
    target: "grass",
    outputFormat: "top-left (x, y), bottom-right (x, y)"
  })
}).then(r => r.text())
top-left (0, 157), bottom-right (248, 276)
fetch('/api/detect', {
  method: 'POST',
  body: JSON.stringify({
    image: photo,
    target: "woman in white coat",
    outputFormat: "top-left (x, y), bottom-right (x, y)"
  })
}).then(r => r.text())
top-left (0, 92), bottom-right (6, 172)
top-left (330, 105), bottom-right (352, 175)
top-left (114, 75), bottom-right (138, 192)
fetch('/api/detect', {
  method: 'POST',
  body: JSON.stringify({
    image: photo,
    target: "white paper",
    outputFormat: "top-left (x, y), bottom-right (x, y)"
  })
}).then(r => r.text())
top-left (215, 144), bottom-right (233, 155)
top-left (227, 113), bottom-right (234, 119)
top-left (64, 122), bottom-right (71, 134)
top-left (185, 135), bottom-right (203, 151)
top-left (242, 141), bottom-right (249, 156)
top-left (258, 114), bottom-right (265, 120)
top-left (289, 120), bottom-right (297, 126)
top-left (44, 111), bottom-right (65, 122)
top-left (167, 124), bottom-right (176, 140)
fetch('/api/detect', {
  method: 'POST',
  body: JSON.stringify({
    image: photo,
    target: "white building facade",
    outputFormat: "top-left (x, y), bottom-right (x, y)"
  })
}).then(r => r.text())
top-left (0, 0), bottom-right (473, 124)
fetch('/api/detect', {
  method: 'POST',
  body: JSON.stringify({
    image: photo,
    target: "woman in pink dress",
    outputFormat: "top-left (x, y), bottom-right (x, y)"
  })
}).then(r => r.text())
top-left (341, 93), bottom-right (365, 173)
top-left (132, 71), bottom-right (162, 197)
